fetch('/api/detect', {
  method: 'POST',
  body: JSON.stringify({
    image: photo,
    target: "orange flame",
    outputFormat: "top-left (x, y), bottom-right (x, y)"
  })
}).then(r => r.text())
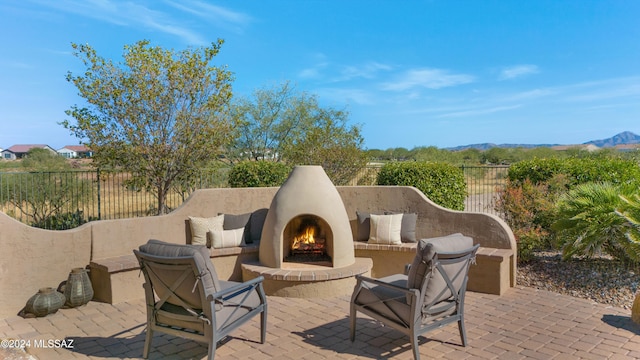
top-left (292, 226), bottom-right (317, 250)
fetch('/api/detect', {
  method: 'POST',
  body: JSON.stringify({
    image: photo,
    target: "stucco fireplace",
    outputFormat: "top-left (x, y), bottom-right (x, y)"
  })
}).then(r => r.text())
top-left (259, 165), bottom-right (355, 269)
top-left (242, 166), bottom-right (371, 298)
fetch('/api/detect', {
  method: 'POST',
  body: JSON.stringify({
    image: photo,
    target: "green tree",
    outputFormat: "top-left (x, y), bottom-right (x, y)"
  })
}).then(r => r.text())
top-left (282, 113), bottom-right (368, 185)
top-left (229, 81), bottom-right (368, 185)
top-left (62, 40), bottom-right (234, 214)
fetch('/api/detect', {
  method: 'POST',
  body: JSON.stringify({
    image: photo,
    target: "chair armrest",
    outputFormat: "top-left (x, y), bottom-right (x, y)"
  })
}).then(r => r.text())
top-left (207, 276), bottom-right (265, 302)
top-left (355, 274), bottom-right (419, 298)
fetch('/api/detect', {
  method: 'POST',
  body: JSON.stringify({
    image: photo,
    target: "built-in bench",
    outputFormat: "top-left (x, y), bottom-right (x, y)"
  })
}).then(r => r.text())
top-left (89, 255), bottom-right (141, 304)
top-left (353, 241), bottom-right (514, 296)
top-left (90, 238), bottom-right (513, 304)
top-left (84, 186), bottom-right (516, 305)
top-left (89, 244), bottom-right (261, 303)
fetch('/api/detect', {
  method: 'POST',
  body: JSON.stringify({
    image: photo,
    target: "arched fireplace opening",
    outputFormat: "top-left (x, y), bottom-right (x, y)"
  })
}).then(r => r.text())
top-left (283, 214), bottom-right (333, 266)
top-left (245, 165), bottom-right (373, 298)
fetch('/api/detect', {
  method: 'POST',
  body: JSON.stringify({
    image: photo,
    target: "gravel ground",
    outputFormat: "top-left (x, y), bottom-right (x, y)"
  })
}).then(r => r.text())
top-left (517, 251), bottom-right (640, 310)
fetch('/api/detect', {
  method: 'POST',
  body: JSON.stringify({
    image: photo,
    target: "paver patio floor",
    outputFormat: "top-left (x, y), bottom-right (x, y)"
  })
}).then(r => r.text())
top-left (1, 286), bottom-right (638, 359)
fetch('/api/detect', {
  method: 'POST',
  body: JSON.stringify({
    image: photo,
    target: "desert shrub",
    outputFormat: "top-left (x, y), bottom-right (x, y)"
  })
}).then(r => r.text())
top-left (31, 210), bottom-right (92, 230)
top-left (507, 158), bottom-right (565, 185)
top-left (613, 193), bottom-right (640, 264)
top-left (495, 177), bottom-right (566, 261)
top-left (503, 157), bottom-right (640, 263)
top-left (553, 182), bottom-right (637, 262)
top-left (376, 161), bottom-right (466, 210)
top-left (228, 161), bottom-right (292, 188)
top-left (508, 157), bottom-right (640, 188)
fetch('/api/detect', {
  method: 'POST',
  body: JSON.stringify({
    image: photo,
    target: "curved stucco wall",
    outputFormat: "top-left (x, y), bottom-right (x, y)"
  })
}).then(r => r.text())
top-left (0, 212), bottom-right (92, 319)
top-left (337, 186), bottom-right (516, 251)
top-left (0, 185), bottom-right (515, 318)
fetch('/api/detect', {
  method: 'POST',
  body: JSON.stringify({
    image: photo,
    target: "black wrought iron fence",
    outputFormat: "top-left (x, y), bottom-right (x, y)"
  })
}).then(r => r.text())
top-left (0, 165), bottom-right (508, 229)
top-left (461, 165), bottom-right (509, 215)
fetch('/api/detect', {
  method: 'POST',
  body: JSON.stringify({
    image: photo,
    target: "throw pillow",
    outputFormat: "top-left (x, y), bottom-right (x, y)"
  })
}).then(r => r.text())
top-left (188, 215), bottom-right (224, 246)
top-left (208, 227), bottom-right (246, 249)
top-left (385, 211), bottom-right (418, 242)
top-left (356, 211), bottom-right (385, 242)
top-left (219, 212), bottom-right (251, 230)
top-left (246, 208), bottom-right (268, 244)
top-left (356, 211), bottom-right (372, 242)
top-left (368, 213), bottom-right (403, 245)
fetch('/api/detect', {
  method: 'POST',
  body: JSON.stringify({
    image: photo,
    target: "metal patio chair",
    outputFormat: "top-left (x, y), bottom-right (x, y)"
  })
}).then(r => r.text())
top-left (350, 234), bottom-right (479, 360)
top-left (134, 239), bottom-right (267, 360)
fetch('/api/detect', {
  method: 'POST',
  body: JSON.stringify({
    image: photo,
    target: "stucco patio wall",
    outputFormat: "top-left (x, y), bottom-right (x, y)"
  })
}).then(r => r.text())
top-left (0, 186), bottom-right (516, 319)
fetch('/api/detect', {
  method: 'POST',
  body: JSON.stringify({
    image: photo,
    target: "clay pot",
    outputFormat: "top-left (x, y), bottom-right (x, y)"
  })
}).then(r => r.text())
top-left (64, 267), bottom-right (94, 307)
top-left (24, 287), bottom-right (65, 317)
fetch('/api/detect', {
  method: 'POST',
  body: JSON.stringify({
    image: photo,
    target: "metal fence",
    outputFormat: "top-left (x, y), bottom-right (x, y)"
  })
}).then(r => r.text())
top-left (0, 165), bottom-right (508, 229)
top-left (462, 165), bottom-right (509, 215)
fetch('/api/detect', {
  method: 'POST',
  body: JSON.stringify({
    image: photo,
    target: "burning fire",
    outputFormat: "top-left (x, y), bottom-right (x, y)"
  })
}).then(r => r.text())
top-left (292, 225), bottom-right (325, 251)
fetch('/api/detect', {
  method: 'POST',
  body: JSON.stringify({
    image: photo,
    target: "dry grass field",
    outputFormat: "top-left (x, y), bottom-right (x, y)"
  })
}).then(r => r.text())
top-left (0, 164), bottom-right (508, 227)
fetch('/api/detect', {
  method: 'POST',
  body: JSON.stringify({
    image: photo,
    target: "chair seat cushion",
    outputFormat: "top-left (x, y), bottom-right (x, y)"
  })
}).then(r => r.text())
top-left (156, 302), bottom-right (206, 333)
top-left (353, 274), bottom-right (412, 327)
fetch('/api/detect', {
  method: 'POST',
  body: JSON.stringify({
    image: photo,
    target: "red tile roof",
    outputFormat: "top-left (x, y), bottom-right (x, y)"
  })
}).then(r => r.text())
top-left (5, 144), bottom-right (51, 153)
top-left (61, 145), bottom-right (91, 152)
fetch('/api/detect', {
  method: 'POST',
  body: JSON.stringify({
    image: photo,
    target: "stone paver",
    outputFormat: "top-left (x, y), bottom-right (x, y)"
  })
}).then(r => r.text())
top-left (0, 286), bottom-right (637, 359)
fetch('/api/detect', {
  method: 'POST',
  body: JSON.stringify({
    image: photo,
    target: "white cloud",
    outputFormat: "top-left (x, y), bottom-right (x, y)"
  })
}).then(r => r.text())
top-left (499, 65), bottom-right (539, 80)
top-left (298, 62), bottom-right (329, 79)
top-left (381, 68), bottom-right (474, 91)
top-left (334, 62), bottom-right (392, 82)
top-left (299, 60), bottom-right (392, 82)
top-left (316, 88), bottom-right (376, 105)
top-left (164, 0), bottom-right (252, 32)
top-left (24, 0), bottom-right (251, 45)
top-left (437, 105), bottom-right (522, 118)
top-left (0, 61), bottom-right (32, 69)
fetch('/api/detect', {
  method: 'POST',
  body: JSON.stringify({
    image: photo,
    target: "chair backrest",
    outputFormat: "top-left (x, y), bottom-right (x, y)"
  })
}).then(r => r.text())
top-left (135, 240), bottom-right (221, 310)
top-left (407, 234), bottom-right (478, 307)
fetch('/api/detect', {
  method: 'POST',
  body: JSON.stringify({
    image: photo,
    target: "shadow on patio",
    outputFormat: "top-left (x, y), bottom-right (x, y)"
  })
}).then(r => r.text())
top-left (0, 287), bottom-right (638, 359)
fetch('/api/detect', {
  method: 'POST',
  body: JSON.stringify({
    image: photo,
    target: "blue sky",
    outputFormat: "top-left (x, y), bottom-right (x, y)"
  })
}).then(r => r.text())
top-left (1, 0), bottom-right (639, 150)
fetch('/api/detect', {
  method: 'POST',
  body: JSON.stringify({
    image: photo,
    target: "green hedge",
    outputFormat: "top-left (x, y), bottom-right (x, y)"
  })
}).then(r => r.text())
top-left (376, 161), bottom-right (466, 210)
top-left (228, 161), bottom-right (292, 188)
top-left (508, 158), bottom-right (640, 188)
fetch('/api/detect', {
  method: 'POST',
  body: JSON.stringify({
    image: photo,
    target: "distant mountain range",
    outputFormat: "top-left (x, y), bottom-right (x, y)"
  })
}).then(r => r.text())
top-left (447, 131), bottom-right (640, 151)
top-left (583, 131), bottom-right (640, 147)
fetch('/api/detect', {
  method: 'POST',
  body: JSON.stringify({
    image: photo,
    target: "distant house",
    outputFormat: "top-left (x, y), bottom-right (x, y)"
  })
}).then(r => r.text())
top-left (1, 144), bottom-right (57, 160)
top-left (57, 145), bottom-right (93, 159)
